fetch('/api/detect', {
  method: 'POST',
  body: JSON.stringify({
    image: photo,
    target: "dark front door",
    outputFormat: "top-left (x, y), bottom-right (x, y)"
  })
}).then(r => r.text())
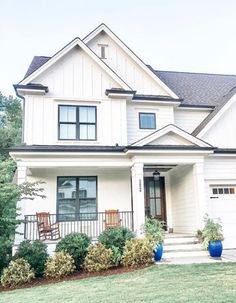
top-left (144, 177), bottom-right (166, 223)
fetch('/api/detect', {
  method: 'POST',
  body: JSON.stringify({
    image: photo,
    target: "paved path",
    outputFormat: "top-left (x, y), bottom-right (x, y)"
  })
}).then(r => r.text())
top-left (157, 249), bottom-right (236, 265)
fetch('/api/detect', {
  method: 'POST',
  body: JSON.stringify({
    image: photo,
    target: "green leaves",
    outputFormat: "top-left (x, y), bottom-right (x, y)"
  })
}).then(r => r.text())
top-left (201, 214), bottom-right (224, 250)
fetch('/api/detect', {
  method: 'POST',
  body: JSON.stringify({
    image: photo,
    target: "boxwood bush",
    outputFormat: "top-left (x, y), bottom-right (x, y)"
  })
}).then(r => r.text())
top-left (122, 238), bottom-right (154, 268)
top-left (14, 240), bottom-right (48, 277)
top-left (1, 258), bottom-right (35, 287)
top-left (98, 227), bottom-right (133, 255)
top-left (45, 251), bottom-right (75, 279)
top-left (55, 233), bottom-right (91, 270)
top-left (83, 244), bottom-right (113, 272)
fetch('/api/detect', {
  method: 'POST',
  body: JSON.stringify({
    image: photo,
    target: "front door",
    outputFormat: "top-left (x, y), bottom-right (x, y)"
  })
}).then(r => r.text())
top-left (144, 177), bottom-right (166, 223)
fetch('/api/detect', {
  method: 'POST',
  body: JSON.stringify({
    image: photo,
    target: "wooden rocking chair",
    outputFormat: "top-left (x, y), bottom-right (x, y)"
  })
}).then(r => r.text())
top-left (36, 212), bottom-right (60, 240)
top-left (104, 209), bottom-right (122, 229)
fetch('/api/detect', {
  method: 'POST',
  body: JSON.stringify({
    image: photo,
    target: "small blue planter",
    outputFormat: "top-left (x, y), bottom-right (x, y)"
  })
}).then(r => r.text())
top-left (154, 243), bottom-right (163, 261)
top-left (208, 240), bottom-right (223, 257)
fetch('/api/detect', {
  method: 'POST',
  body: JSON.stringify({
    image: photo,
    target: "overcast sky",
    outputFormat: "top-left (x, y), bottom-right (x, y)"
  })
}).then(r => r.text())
top-left (1, 0), bottom-right (236, 96)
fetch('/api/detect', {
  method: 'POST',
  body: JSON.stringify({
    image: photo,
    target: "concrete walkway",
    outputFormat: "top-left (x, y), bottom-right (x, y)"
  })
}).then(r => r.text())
top-left (157, 249), bottom-right (236, 265)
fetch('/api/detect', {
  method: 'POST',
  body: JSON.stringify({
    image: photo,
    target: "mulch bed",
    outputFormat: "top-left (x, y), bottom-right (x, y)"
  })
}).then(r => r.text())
top-left (0, 266), bottom-right (143, 293)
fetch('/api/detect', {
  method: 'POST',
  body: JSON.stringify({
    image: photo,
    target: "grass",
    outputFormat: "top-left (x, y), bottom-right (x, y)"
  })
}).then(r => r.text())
top-left (1, 263), bottom-right (236, 303)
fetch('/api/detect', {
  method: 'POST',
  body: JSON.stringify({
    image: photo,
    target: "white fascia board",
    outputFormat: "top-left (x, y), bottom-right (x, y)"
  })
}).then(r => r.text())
top-left (10, 151), bottom-right (127, 159)
top-left (132, 100), bottom-right (181, 106)
top-left (176, 107), bottom-right (213, 111)
top-left (126, 149), bottom-right (213, 156)
top-left (131, 124), bottom-right (212, 147)
top-left (107, 93), bottom-right (134, 99)
top-left (198, 93), bottom-right (236, 138)
top-left (19, 38), bottom-right (131, 91)
top-left (17, 88), bottom-right (46, 95)
top-left (83, 24), bottom-right (179, 99)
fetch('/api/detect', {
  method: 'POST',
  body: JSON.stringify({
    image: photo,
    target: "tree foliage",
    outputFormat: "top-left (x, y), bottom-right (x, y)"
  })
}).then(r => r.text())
top-left (0, 92), bottom-right (22, 160)
top-left (0, 92), bottom-right (46, 273)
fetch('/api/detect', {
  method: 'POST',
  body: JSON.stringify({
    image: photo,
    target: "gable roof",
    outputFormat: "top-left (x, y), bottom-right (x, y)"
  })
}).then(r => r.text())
top-left (130, 124), bottom-right (212, 148)
top-left (23, 55), bottom-right (236, 107)
top-left (192, 86), bottom-right (236, 136)
top-left (18, 37), bottom-right (132, 91)
top-left (83, 23), bottom-right (178, 99)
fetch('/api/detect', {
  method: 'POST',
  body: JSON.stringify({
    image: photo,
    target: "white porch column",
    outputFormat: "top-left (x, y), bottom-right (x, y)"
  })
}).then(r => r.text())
top-left (131, 163), bottom-right (145, 236)
top-left (193, 162), bottom-right (207, 229)
top-left (14, 166), bottom-right (27, 247)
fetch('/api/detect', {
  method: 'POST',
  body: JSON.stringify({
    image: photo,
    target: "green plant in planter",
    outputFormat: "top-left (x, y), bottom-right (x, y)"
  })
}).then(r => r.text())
top-left (201, 215), bottom-right (224, 250)
top-left (143, 217), bottom-right (165, 247)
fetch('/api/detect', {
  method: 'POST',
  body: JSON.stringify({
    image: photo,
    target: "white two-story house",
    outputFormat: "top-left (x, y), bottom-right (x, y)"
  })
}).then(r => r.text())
top-left (11, 24), bottom-right (236, 250)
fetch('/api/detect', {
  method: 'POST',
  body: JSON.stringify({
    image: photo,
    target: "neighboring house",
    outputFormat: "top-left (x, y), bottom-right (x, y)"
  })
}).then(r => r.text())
top-left (11, 24), bottom-right (236, 251)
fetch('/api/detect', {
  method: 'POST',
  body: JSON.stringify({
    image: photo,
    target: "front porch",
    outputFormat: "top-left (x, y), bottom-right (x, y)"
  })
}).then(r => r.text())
top-left (11, 141), bottom-right (212, 249)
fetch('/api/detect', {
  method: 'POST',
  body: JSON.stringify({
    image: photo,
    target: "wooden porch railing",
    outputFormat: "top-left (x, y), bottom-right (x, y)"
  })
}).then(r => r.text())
top-left (24, 211), bottom-right (134, 241)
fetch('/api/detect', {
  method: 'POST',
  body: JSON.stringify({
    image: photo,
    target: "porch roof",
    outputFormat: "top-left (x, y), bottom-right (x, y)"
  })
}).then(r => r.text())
top-left (10, 144), bottom-right (214, 153)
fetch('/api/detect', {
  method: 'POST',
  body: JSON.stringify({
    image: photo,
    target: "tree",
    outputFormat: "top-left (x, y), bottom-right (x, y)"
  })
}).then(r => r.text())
top-left (0, 92), bottom-right (22, 160)
top-left (0, 92), bottom-right (45, 273)
top-left (0, 159), bottom-right (45, 273)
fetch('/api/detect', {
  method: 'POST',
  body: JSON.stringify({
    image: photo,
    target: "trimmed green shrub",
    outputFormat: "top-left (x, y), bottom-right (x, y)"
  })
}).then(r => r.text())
top-left (14, 240), bottom-right (48, 277)
top-left (83, 244), bottom-right (113, 272)
top-left (122, 238), bottom-right (154, 268)
top-left (1, 258), bottom-right (35, 287)
top-left (98, 227), bottom-right (134, 255)
top-left (45, 251), bottom-right (75, 279)
top-left (55, 233), bottom-right (91, 270)
top-left (111, 245), bottom-right (122, 266)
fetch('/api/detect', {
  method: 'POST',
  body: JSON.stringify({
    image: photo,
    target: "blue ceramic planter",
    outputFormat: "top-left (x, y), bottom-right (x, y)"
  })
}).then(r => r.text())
top-left (208, 240), bottom-right (223, 257)
top-left (154, 243), bottom-right (163, 261)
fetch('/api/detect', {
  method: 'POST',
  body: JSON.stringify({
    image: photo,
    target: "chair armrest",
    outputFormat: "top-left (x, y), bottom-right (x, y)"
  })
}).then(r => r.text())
top-left (51, 222), bottom-right (59, 227)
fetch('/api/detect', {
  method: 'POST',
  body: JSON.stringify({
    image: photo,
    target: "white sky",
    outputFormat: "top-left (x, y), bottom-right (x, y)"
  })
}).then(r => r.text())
top-left (1, 0), bottom-right (236, 96)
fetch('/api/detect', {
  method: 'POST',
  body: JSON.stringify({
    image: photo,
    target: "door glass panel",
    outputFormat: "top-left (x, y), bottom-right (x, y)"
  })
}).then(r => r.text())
top-left (147, 179), bottom-right (161, 217)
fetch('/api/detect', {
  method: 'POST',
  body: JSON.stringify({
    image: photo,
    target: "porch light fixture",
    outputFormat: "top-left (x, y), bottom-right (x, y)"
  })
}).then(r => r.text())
top-left (153, 170), bottom-right (160, 181)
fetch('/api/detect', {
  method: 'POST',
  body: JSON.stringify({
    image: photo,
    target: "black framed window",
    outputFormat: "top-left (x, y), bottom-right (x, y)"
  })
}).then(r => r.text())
top-left (139, 112), bottom-right (156, 129)
top-left (58, 105), bottom-right (96, 140)
top-left (57, 176), bottom-right (97, 221)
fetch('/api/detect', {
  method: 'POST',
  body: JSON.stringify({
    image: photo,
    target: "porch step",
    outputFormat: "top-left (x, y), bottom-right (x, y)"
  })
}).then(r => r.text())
top-left (163, 250), bottom-right (208, 259)
top-left (164, 237), bottom-right (197, 245)
top-left (163, 233), bottom-right (205, 259)
top-left (164, 243), bottom-right (202, 252)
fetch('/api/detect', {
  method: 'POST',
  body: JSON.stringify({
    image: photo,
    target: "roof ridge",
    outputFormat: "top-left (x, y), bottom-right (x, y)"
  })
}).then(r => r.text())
top-left (34, 55), bottom-right (51, 58)
top-left (156, 69), bottom-right (236, 77)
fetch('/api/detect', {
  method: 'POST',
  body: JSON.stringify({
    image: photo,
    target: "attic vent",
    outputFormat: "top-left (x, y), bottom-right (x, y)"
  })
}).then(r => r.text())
top-left (98, 44), bottom-right (108, 59)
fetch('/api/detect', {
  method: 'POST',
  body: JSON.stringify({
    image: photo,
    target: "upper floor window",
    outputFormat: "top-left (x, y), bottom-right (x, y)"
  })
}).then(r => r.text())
top-left (58, 105), bottom-right (96, 140)
top-left (139, 113), bottom-right (156, 129)
top-left (98, 44), bottom-right (108, 59)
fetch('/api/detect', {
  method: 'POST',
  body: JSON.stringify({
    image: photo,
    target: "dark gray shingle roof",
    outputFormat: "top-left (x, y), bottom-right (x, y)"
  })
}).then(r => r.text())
top-left (154, 70), bottom-right (236, 107)
top-left (24, 56), bottom-right (51, 78)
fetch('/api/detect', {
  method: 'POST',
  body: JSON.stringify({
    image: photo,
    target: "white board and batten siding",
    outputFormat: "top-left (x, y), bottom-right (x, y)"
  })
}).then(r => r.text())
top-left (174, 109), bottom-right (210, 133)
top-left (24, 47), bottom-right (130, 146)
top-left (205, 157), bottom-right (236, 248)
top-left (169, 165), bottom-right (198, 233)
top-left (127, 103), bottom-right (174, 144)
top-left (87, 32), bottom-right (170, 95)
top-left (202, 97), bottom-right (236, 148)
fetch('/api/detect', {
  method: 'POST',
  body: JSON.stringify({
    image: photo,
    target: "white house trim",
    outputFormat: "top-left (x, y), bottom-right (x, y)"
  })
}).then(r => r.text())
top-left (83, 24), bottom-right (179, 99)
top-left (19, 38), bottom-right (132, 91)
top-left (131, 124), bottom-right (213, 147)
top-left (197, 93), bottom-right (236, 137)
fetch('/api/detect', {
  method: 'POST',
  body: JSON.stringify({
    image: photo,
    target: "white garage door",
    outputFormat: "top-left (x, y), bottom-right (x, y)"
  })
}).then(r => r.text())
top-left (208, 185), bottom-right (236, 248)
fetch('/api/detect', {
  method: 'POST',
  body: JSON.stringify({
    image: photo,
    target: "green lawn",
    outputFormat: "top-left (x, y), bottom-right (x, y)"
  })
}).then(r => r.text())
top-left (1, 263), bottom-right (236, 303)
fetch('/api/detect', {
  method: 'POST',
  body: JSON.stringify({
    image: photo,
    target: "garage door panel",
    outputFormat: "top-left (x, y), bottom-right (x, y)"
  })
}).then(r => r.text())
top-left (208, 184), bottom-right (236, 248)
